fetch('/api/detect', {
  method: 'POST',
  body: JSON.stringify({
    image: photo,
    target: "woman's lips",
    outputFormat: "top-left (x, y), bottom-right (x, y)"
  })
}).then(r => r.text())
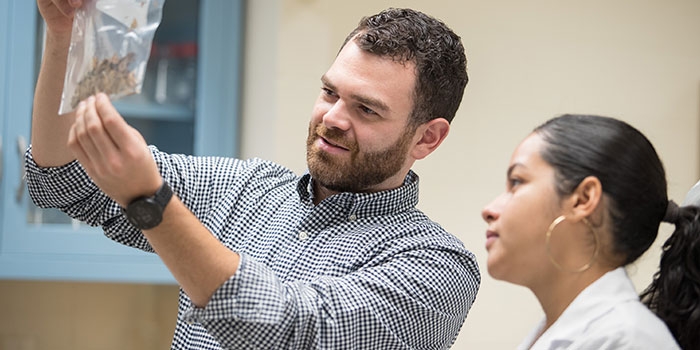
top-left (485, 230), bottom-right (499, 250)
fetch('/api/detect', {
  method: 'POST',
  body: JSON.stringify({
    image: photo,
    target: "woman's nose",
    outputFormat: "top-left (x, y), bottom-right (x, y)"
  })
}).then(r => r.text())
top-left (481, 197), bottom-right (501, 223)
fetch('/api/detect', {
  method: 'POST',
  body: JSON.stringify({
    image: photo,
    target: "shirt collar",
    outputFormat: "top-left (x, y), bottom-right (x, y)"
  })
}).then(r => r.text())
top-left (296, 170), bottom-right (420, 217)
top-left (525, 267), bottom-right (639, 348)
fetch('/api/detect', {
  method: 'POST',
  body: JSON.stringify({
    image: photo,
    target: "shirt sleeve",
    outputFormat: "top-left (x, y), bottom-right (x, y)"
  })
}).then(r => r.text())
top-left (24, 145), bottom-right (123, 227)
top-left (24, 145), bottom-right (259, 252)
top-left (25, 145), bottom-right (162, 252)
top-left (183, 244), bottom-right (480, 349)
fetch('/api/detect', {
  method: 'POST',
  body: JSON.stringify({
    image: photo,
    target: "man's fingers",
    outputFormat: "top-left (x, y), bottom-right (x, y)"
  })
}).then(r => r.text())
top-left (94, 93), bottom-right (135, 148)
top-left (83, 94), bottom-right (119, 160)
top-left (68, 101), bottom-right (97, 169)
top-left (50, 0), bottom-right (79, 17)
top-left (73, 101), bottom-right (99, 158)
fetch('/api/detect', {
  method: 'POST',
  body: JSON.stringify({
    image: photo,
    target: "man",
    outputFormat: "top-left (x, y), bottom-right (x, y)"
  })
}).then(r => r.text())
top-left (29, 1), bottom-right (480, 349)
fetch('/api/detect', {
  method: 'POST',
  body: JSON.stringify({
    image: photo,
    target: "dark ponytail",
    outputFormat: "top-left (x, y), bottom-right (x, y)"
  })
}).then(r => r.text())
top-left (640, 204), bottom-right (700, 350)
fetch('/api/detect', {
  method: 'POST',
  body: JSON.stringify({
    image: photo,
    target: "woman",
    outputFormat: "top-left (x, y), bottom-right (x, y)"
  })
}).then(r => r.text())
top-left (683, 179), bottom-right (700, 206)
top-left (481, 114), bottom-right (700, 349)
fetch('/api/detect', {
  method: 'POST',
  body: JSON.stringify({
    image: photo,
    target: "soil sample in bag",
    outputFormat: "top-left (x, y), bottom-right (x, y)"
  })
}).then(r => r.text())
top-left (71, 53), bottom-right (137, 108)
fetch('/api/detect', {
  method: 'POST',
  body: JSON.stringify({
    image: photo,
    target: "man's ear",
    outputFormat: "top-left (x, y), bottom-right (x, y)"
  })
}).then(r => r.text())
top-left (411, 118), bottom-right (450, 160)
top-left (569, 176), bottom-right (603, 220)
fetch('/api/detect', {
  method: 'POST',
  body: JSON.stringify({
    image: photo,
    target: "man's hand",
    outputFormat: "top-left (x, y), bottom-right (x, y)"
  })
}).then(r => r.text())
top-left (36, 0), bottom-right (82, 36)
top-left (68, 93), bottom-right (162, 207)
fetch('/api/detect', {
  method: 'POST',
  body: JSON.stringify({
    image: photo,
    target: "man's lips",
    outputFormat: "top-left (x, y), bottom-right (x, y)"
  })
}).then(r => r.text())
top-left (318, 136), bottom-right (350, 151)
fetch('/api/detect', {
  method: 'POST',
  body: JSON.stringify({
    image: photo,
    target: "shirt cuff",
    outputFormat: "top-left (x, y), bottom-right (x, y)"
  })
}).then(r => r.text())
top-left (25, 145), bottom-right (97, 208)
top-left (183, 254), bottom-right (286, 325)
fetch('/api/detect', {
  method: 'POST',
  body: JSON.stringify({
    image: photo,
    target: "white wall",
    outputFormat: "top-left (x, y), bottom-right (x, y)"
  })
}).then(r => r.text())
top-left (241, 1), bottom-right (700, 348)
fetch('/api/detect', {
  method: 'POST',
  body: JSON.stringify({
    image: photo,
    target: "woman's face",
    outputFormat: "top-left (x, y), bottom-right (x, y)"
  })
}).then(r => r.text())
top-left (481, 133), bottom-right (562, 287)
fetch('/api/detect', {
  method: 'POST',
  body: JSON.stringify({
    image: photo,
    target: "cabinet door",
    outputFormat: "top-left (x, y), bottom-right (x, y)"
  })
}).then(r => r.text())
top-left (0, 0), bottom-right (243, 283)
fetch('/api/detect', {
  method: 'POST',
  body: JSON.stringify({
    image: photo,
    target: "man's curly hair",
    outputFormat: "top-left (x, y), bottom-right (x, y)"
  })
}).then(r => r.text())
top-left (341, 8), bottom-right (468, 126)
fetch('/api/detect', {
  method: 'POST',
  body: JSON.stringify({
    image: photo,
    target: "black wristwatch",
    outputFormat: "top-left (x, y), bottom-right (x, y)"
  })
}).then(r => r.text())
top-left (122, 181), bottom-right (173, 230)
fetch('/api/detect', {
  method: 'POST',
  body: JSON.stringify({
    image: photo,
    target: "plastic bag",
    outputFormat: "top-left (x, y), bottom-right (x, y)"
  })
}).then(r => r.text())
top-left (58, 0), bottom-right (166, 114)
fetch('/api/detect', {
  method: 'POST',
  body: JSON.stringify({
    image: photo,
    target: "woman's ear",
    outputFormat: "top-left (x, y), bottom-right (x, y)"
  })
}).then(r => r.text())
top-left (570, 176), bottom-right (603, 220)
top-left (410, 118), bottom-right (450, 160)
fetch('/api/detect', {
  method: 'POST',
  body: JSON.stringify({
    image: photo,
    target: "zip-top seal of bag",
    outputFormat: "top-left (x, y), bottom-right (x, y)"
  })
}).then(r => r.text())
top-left (58, 0), bottom-right (165, 114)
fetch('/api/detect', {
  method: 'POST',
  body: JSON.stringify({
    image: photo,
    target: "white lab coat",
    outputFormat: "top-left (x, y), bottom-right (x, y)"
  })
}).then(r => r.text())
top-left (683, 179), bottom-right (700, 206)
top-left (518, 267), bottom-right (679, 350)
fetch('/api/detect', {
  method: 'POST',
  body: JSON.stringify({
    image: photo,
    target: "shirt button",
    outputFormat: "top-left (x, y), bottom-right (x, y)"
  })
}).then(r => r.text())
top-left (298, 231), bottom-right (309, 240)
top-left (348, 214), bottom-right (357, 221)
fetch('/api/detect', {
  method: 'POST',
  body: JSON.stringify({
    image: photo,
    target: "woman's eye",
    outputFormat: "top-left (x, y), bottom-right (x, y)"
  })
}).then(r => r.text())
top-left (508, 177), bottom-right (522, 189)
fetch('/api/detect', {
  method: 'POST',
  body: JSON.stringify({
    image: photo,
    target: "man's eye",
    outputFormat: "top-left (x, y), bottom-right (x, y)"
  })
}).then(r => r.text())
top-left (359, 105), bottom-right (376, 115)
top-left (321, 87), bottom-right (336, 97)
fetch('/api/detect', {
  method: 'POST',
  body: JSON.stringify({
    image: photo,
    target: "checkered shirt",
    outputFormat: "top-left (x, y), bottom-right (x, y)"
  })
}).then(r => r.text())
top-left (26, 146), bottom-right (481, 349)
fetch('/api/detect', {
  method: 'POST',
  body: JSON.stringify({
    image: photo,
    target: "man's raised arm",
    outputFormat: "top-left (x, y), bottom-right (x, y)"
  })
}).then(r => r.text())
top-left (32, 0), bottom-right (83, 166)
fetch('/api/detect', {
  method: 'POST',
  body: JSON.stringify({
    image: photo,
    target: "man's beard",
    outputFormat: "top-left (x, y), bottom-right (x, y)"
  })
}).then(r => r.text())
top-left (306, 124), bottom-right (414, 193)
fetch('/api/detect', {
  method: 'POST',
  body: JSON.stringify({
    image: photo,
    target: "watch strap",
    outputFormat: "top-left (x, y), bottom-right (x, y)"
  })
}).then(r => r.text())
top-left (122, 180), bottom-right (174, 230)
top-left (152, 180), bottom-right (173, 208)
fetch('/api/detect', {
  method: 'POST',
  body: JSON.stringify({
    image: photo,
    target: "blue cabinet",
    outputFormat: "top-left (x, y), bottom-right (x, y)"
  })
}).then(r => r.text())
top-left (0, 0), bottom-right (243, 283)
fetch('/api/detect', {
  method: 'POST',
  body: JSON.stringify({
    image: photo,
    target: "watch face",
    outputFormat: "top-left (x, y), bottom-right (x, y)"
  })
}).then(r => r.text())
top-left (126, 198), bottom-right (163, 230)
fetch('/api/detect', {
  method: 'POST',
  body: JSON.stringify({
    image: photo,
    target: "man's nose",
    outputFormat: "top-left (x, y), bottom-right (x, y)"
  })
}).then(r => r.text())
top-left (322, 100), bottom-right (352, 131)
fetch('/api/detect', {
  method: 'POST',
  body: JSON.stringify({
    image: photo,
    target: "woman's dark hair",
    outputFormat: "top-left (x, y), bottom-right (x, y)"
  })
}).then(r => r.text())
top-left (340, 8), bottom-right (468, 127)
top-left (641, 205), bottom-right (700, 349)
top-left (534, 114), bottom-right (700, 349)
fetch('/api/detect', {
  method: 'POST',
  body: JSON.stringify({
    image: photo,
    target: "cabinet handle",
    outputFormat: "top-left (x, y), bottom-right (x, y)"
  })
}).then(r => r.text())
top-left (16, 135), bottom-right (26, 203)
top-left (0, 136), bottom-right (3, 184)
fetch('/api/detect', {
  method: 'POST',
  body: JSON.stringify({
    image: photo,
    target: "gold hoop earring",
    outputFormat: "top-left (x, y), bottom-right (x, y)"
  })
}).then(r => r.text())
top-left (545, 215), bottom-right (599, 273)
